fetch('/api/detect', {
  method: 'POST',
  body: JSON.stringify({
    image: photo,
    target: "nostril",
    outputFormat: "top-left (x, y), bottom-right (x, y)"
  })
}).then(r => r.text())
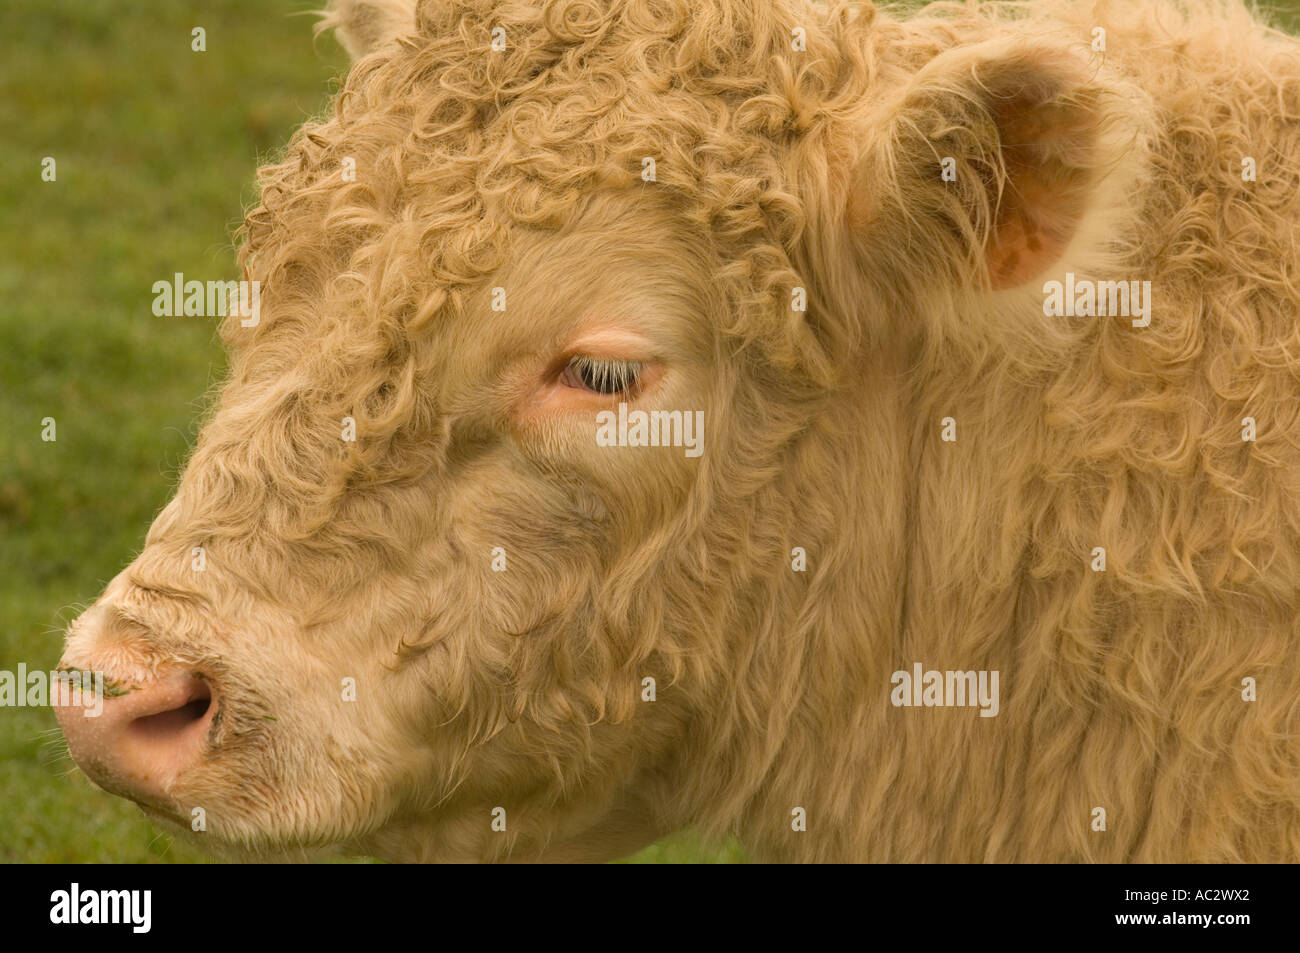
top-left (129, 694), bottom-right (212, 742)
top-left (123, 676), bottom-right (214, 745)
top-left (57, 668), bottom-right (217, 805)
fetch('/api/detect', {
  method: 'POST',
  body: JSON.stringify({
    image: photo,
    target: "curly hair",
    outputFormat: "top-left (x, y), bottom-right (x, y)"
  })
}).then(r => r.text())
top-left (111, 0), bottom-right (1300, 861)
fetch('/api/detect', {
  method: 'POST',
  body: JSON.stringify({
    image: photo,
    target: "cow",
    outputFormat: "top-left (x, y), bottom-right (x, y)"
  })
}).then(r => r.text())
top-left (54, 0), bottom-right (1300, 862)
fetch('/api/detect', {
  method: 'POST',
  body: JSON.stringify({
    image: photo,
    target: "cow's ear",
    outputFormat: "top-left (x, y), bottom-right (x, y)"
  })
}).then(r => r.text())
top-left (318, 0), bottom-right (416, 60)
top-left (847, 38), bottom-right (1134, 295)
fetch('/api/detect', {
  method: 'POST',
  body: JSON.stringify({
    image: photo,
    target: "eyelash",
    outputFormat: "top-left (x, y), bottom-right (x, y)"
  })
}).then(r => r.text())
top-left (561, 356), bottom-right (643, 396)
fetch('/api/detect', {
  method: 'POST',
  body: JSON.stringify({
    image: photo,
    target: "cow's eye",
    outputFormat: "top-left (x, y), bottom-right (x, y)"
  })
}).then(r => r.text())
top-left (561, 355), bottom-right (642, 396)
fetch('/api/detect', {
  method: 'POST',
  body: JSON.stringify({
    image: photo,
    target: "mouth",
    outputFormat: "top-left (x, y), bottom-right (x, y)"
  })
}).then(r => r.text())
top-left (138, 802), bottom-right (180, 823)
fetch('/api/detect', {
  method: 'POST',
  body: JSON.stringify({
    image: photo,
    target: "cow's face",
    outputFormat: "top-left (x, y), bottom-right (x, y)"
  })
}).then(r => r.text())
top-left (55, 0), bottom-right (800, 859)
top-left (58, 190), bottom-right (738, 860)
top-left (56, 0), bottom-right (1133, 860)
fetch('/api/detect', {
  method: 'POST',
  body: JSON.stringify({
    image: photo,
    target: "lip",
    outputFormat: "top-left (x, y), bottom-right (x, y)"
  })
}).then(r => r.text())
top-left (138, 802), bottom-right (181, 823)
top-left (92, 775), bottom-right (185, 822)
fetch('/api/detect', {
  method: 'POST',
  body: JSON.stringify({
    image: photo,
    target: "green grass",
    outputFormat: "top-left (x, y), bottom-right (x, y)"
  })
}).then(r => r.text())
top-left (0, 0), bottom-right (740, 864)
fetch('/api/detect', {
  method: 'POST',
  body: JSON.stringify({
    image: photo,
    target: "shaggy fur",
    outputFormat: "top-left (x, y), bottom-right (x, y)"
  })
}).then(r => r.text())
top-left (59, 0), bottom-right (1300, 862)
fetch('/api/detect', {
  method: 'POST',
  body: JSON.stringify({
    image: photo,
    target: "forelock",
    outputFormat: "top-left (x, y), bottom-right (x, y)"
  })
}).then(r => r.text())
top-left (237, 0), bottom-right (875, 355)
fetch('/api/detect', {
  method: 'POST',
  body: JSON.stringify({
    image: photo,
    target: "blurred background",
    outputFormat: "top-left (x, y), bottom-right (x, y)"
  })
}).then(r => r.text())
top-left (2, 0), bottom-right (1297, 863)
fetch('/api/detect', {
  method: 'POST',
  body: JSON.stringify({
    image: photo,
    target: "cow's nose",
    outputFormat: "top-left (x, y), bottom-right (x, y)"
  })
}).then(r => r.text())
top-left (54, 670), bottom-right (215, 805)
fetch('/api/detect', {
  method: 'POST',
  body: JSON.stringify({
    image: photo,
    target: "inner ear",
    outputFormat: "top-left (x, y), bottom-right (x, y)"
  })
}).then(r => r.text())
top-left (848, 42), bottom-right (1114, 297)
top-left (982, 73), bottom-right (1102, 288)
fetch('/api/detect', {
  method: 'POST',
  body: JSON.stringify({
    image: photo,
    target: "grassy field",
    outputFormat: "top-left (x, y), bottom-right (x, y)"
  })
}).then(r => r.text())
top-left (3, 0), bottom-right (1298, 865)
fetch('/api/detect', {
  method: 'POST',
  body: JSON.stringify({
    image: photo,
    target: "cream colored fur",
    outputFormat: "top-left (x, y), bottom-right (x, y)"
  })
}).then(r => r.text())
top-left (60, 0), bottom-right (1300, 861)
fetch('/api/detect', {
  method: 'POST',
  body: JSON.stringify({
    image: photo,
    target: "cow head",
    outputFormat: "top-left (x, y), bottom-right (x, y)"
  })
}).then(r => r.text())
top-left (55, 0), bottom-right (1138, 861)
